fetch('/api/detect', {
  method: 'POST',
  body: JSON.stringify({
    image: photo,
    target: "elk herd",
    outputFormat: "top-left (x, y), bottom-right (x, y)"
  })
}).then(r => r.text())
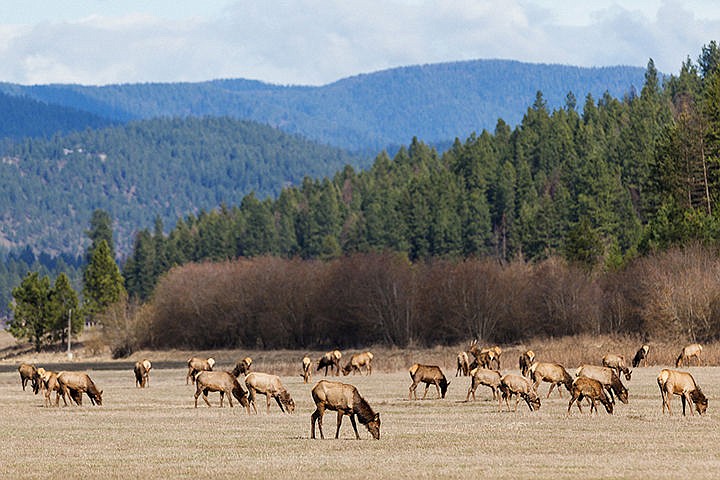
top-left (11, 341), bottom-right (711, 441)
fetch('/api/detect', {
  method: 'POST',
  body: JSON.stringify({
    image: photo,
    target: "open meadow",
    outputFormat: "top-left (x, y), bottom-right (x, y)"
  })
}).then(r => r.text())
top-left (3, 358), bottom-right (720, 479)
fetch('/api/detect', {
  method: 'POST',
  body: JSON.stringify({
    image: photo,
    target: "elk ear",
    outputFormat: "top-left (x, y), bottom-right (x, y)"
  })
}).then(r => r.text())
top-left (374, 413), bottom-right (380, 422)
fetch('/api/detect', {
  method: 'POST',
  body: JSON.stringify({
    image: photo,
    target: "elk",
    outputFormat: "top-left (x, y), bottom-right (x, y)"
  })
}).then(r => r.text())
top-left (408, 364), bottom-right (449, 400)
top-left (576, 364), bottom-right (628, 404)
top-left (186, 357), bottom-right (215, 384)
top-left (657, 369), bottom-right (708, 416)
top-left (57, 371), bottom-right (103, 406)
top-left (632, 344), bottom-right (649, 368)
top-left (498, 373), bottom-right (541, 412)
top-left (468, 340), bottom-right (501, 369)
top-left (18, 363), bottom-right (38, 393)
top-left (519, 350), bottom-right (535, 377)
top-left (466, 367), bottom-right (501, 402)
top-left (567, 377), bottom-right (613, 415)
top-left (342, 351), bottom-right (374, 376)
top-left (37, 368), bottom-right (67, 407)
top-left (245, 372), bottom-right (295, 414)
top-left (317, 350), bottom-right (342, 376)
top-left (133, 359), bottom-right (152, 388)
top-left (530, 362), bottom-right (573, 398)
top-left (310, 380), bottom-right (380, 440)
top-left (302, 356), bottom-right (312, 384)
top-left (194, 370), bottom-right (250, 412)
top-left (456, 351), bottom-right (470, 377)
top-left (231, 356), bottom-right (253, 377)
top-left (675, 344), bottom-right (703, 367)
top-left (602, 354), bottom-right (632, 381)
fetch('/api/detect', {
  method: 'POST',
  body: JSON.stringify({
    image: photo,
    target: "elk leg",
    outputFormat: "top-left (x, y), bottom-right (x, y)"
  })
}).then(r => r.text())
top-left (422, 383), bottom-right (430, 399)
top-left (434, 381), bottom-right (442, 398)
top-left (409, 381), bottom-right (417, 400)
top-left (311, 407), bottom-right (324, 439)
top-left (349, 413), bottom-right (361, 439)
top-left (274, 395), bottom-right (285, 413)
top-left (681, 394), bottom-right (690, 416)
top-left (546, 383), bottom-right (555, 399)
top-left (202, 390), bottom-right (212, 407)
top-left (228, 390), bottom-right (234, 408)
top-left (335, 411), bottom-right (344, 439)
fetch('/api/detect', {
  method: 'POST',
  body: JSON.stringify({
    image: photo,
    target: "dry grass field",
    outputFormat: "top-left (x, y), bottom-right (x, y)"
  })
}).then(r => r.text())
top-left (3, 359), bottom-right (720, 479)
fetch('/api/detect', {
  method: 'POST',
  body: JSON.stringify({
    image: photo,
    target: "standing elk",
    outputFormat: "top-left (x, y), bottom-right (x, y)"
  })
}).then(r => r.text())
top-left (186, 357), bottom-right (215, 384)
top-left (18, 363), bottom-right (38, 393)
top-left (408, 364), bottom-right (449, 400)
top-left (602, 354), bottom-right (632, 381)
top-left (519, 350), bottom-right (535, 377)
top-left (498, 373), bottom-right (541, 412)
top-left (468, 341), bottom-right (501, 369)
top-left (342, 352), bottom-right (374, 376)
top-left (231, 357), bottom-right (253, 377)
top-left (57, 371), bottom-right (103, 406)
top-left (134, 359), bottom-right (152, 388)
top-left (675, 344), bottom-right (703, 367)
top-left (632, 344), bottom-right (649, 368)
top-left (567, 377), bottom-right (613, 415)
top-left (37, 368), bottom-right (67, 407)
top-left (530, 362), bottom-right (573, 398)
top-left (466, 367), bottom-right (501, 402)
top-left (456, 351), bottom-right (470, 377)
top-left (576, 365), bottom-right (628, 404)
top-left (194, 370), bottom-right (250, 412)
top-left (245, 372), bottom-right (295, 414)
top-left (302, 356), bottom-right (312, 384)
top-left (657, 369), bottom-right (708, 416)
top-left (317, 350), bottom-right (342, 376)
top-left (310, 380), bottom-right (380, 440)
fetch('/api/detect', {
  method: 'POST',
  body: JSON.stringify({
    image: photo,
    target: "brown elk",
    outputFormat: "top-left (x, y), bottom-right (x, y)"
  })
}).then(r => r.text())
top-left (675, 344), bottom-right (703, 367)
top-left (530, 362), bottom-right (573, 398)
top-left (342, 352), bottom-right (374, 376)
top-left (194, 371), bottom-right (250, 412)
top-left (498, 373), bottom-right (541, 412)
top-left (245, 372), bottom-right (295, 414)
top-left (18, 363), bottom-right (38, 393)
top-left (317, 350), bottom-right (342, 376)
top-left (519, 350), bottom-right (535, 377)
top-left (466, 367), bottom-right (501, 402)
top-left (186, 356), bottom-right (215, 384)
top-left (576, 365), bottom-right (628, 404)
top-left (567, 377), bottom-right (613, 415)
top-left (657, 369), bottom-right (708, 416)
top-left (37, 368), bottom-right (67, 407)
top-left (456, 351), bottom-right (470, 376)
top-left (310, 380), bottom-right (380, 440)
top-left (408, 364), bottom-right (449, 400)
top-left (57, 371), bottom-right (103, 406)
top-left (133, 359), bottom-right (152, 388)
top-left (602, 354), bottom-right (632, 381)
top-left (468, 340), bottom-right (501, 369)
top-left (632, 344), bottom-right (649, 368)
top-left (231, 356), bottom-right (253, 377)
top-left (302, 356), bottom-right (312, 384)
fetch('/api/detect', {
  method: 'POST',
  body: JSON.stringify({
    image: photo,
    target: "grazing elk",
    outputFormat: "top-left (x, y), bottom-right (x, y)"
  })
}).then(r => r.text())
top-left (519, 350), bottom-right (536, 377)
top-left (498, 373), bottom-right (541, 412)
top-left (530, 362), bottom-right (573, 398)
top-left (602, 354), bottom-right (632, 381)
top-left (466, 367), bottom-right (501, 402)
top-left (567, 377), bottom-right (613, 415)
top-left (18, 363), bottom-right (38, 393)
top-left (675, 344), bottom-right (703, 367)
top-left (245, 372), bottom-right (295, 414)
top-left (408, 364), bottom-right (449, 400)
top-left (456, 351), bottom-right (470, 377)
top-left (302, 356), bottom-right (312, 384)
top-left (317, 350), bottom-right (342, 376)
top-left (57, 371), bottom-right (103, 406)
top-left (576, 365), bottom-right (628, 404)
top-left (342, 352), bottom-right (374, 376)
top-left (231, 357), bottom-right (253, 377)
top-left (310, 380), bottom-right (380, 440)
top-left (657, 369), bottom-right (708, 416)
top-left (133, 359), bottom-right (152, 388)
top-left (186, 357), bottom-right (215, 384)
top-left (194, 371), bottom-right (250, 412)
top-left (632, 344), bottom-right (649, 368)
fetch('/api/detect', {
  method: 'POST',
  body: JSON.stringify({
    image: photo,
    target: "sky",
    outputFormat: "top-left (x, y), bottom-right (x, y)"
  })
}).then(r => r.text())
top-left (1, 0), bottom-right (719, 86)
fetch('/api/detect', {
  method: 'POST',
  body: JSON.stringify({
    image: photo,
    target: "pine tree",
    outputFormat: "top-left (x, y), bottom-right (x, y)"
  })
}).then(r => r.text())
top-left (82, 239), bottom-right (126, 320)
top-left (8, 272), bottom-right (52, 352)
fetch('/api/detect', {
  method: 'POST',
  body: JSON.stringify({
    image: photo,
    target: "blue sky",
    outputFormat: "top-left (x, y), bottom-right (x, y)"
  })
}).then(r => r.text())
top-left (1, 0), bottom-right (719, 85)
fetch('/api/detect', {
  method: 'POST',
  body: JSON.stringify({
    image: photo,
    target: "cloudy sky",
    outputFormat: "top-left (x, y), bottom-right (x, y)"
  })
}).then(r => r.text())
top-left (1, 0), bottom-right (719, 86)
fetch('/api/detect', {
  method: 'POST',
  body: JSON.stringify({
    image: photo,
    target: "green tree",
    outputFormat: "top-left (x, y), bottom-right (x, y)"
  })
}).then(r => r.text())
top-left (47, 272), bottom-right (81, 346)
top-left (8, 272), bottom-right (52, 352)
top-left (83, 240), bottom-right (126, 320)
top-left (86, 209), bottom-right (115, 261)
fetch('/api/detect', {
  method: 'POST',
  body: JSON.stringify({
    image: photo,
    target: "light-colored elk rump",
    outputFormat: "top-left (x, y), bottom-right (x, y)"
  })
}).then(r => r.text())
top-left (675, 344), bottom-right (703, 367)
top-left (37, 368), bottom-right (67, 407)
top-left (519, 350), bottom-right (536, 377)
top-left (602, 354), bottom-right (632, 381)
top-left (317, 350), bottom-right (342, 376)
top-left (231, 356), bottom-right (253, 377)
top-left (57, 371), bottom-right (103, 406)
top-left (632, 344), bottom-right (649, 368)
top-left (530, 362), bottom-right (573, 398)
top-left (408, 364), bottom-right (449, 400)
top-left (186, 357), bottom-right (215, 384)
top-left (342, 352), bottom-right (374, 376)
top-left (18, 363), bottom-right (38, 393)
top-left (567, 377), bottom-right (613, 415)
top-left (456, 351), bottom-right (470, 377)
top-left (302, 356), bottom-right (312, 384)
top-left (498, 373), bottom-right (541, 412)
top-left (310, 380), bottom-right (380, 440)
top-left (466, 367), bottom-right (501, 402)
top-left (245, 372), bottom-right (295, 414)
top-left (134, 359), bottom-right (152, 388)
top-left (194, 371), bottom-right (250, 413)
top-left (657, 369), bottom-right (708, 416)
top-left (576, 365), bottom-right (628, 405)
